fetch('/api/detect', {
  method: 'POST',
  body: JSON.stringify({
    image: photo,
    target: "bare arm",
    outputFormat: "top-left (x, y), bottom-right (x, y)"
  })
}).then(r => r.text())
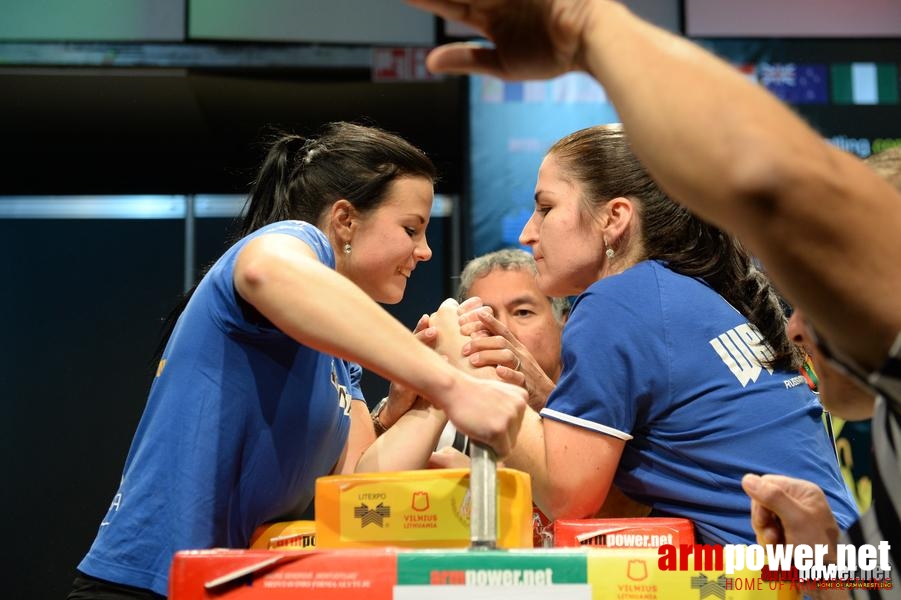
top-left (332, 399), bottom-right (376, 474)
top-left (502, 411), bottom-right (624, 521)
top-left (355, 398), bottom-right (448, 472)
top-left (234, 234), bottom-right (525, 456)
top-left (411, 0), bottom-right (901, 371)
top-left (356, 298), bottom-right (498, 471)
top-left (372, 314), bottom-right (438, 432)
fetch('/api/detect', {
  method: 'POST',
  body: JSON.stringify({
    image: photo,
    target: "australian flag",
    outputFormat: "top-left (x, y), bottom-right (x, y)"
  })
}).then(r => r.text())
top-left (757, 62), bottom-right (828, 105)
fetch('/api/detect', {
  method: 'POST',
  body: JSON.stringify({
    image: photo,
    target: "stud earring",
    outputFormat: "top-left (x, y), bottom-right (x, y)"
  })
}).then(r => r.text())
top-left (343, 243), bottom-right (352, 255)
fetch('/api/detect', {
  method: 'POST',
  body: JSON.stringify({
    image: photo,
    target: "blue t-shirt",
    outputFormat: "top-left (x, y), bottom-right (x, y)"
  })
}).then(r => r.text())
top-left (78, 221), bottom-right (363, 595)
top-left (540, 260), bottom-right (857, 544)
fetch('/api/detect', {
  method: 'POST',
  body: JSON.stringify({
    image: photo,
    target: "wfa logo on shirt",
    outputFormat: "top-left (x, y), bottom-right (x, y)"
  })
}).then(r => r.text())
top-left (709, 324), bottom-right (775, 387)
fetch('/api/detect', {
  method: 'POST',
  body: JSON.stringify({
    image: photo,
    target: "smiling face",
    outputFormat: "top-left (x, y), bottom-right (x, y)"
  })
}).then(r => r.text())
top-left (519, 154), bottom-right (607, 297)
top-left (338, 175), bottom-right (434, 304)
top-left (466, 267), bottom-right (563, 381)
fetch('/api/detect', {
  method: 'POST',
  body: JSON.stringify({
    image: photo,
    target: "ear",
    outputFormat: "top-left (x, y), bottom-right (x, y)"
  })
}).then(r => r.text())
top-left (330, 199), bottom-right (357, 241)
top-left (600, 196), bottom-right (634, 244)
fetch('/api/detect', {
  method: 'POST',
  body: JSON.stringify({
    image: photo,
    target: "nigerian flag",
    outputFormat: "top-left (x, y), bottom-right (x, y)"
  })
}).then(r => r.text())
top-left (831, 62), bottom-right (899, 105)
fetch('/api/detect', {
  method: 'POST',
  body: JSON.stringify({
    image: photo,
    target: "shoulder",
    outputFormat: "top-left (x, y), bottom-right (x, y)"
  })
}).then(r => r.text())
top-left (243, 221), bottom-right (334, 267)
top-left (565, 262), bottom-right (667, 346)
top-left (570, 260), bottom-right (672, 319)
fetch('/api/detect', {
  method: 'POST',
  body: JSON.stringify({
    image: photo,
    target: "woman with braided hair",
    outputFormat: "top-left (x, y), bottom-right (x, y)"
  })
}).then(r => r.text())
top-left (68, 122), bottom-right (525, 600)
top-left (461, 123), bottom-right (856, 544)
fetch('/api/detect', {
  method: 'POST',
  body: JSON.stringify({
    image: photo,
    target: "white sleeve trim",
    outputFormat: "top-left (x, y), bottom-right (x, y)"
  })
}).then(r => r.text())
top-left (539, 408), bottom-right (633, 441)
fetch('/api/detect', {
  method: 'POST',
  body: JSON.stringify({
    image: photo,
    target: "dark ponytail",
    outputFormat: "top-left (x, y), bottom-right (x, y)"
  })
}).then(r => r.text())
top-left (238, 133), bottom-right (309, 236)
top-left (550, 124), bottom-right (800, 371)
top-left (152, 122), bottom-right (436, 365)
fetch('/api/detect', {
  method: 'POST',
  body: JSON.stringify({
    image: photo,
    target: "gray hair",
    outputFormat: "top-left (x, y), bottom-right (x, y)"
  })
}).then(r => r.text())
top-left (456, 248), bottom-right (570, 322)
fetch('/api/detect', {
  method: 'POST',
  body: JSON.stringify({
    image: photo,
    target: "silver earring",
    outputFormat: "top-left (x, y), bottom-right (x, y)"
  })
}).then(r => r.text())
top-left (343, 243), bottom-right (352, 255)
top-left (604, 237), bottom-right (615, 259)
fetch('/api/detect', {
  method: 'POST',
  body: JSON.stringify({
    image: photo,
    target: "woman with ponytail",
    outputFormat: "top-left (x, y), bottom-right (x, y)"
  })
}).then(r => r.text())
top-left (68, 122), bottom-right (525, 600)
top-left (464, 124), bottom-right (856, 544)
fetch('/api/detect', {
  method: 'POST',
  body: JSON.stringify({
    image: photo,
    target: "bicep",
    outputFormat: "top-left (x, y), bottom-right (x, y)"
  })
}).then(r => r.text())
top-left (738, 150), bottom-right (901, 369)
top-left (543, 418), bottom-right (625, 518)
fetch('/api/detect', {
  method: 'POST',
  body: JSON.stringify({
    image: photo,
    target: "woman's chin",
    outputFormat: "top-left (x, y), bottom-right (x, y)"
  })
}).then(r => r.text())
top-left (375, 284), bottom-right (406, 305)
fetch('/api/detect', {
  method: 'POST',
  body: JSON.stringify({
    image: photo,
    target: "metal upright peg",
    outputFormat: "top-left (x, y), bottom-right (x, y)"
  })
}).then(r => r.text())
top-left (469, 441), bottom-right (498, 550)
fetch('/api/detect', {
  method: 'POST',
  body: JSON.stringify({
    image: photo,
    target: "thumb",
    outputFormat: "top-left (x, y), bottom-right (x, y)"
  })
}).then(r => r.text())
top-left (742, 474), bottom-right (803, 521)
top-left (426, 44), bottom-right (503, 77)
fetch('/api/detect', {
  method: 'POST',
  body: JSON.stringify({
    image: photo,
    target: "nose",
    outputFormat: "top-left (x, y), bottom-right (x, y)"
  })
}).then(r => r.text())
top-left (519, 212), bottom-right (538, 247)
top-left (415, 236), bottom-right (432, 262)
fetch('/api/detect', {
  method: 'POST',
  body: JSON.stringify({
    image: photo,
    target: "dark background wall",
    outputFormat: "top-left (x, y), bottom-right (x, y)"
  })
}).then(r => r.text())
top-left (1, 68), bottom-right (467, 599)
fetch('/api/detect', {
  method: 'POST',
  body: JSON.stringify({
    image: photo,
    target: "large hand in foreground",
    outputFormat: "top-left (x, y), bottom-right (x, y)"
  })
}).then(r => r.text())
top-left (406, 0), bottom-right (599, 80)
top-left (741, 474), bottom-right (840, 558)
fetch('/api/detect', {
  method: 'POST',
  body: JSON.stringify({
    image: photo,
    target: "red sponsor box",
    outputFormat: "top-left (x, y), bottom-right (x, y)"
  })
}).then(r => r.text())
top-left (553, 517), bottom-right (695, 549)
top-left (169, 548), bottom-right (396, 600)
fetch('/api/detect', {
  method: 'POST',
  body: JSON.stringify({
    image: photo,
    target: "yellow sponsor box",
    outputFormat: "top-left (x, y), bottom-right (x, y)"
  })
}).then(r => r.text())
top-left (315, 468), bottom-right (533, 549)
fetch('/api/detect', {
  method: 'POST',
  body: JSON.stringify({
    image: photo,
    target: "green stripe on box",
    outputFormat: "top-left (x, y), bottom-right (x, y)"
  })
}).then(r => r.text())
top-left (396, 549), bottom-right (588, 585)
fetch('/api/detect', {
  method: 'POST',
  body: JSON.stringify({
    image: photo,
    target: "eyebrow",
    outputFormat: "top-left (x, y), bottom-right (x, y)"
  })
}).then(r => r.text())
top-left (505, 293), bottom-right (543, 308)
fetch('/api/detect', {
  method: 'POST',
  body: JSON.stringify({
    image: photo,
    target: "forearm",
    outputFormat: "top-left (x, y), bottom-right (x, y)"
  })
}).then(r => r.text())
top-left (505, 412), bottom-right (622, 521)
top-left (236, 235), bottom-right (460, 404)
top-left (356, 404), bottom-right (448, 472)
top-left (583, 1), bottom-right (901, 368)
top-left (333, 400), bottom-right (377, 475)
top-left (501, 408), bottom-right (553, 507)
top-left (503, 410), bottom-right (606, 521)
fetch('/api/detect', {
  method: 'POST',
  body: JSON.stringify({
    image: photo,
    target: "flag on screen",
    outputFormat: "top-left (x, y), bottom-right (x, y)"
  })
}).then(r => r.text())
top-left (503, 82), bottom-right (524, 102)
top-left (479, 77), bottom-right (504, 103)
top-left (831, 63), bottom-right (899, 105)
top-left (736, 64), bottom-right (757, 84)
top-left (757, 63), bottom-right (828, 104)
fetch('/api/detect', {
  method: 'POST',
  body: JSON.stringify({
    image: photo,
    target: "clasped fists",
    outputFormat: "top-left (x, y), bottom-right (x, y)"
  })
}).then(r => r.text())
top-left (429, 298), bottom-right (527, 457)
top-left (458, 296), bottom-right (554, 411)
